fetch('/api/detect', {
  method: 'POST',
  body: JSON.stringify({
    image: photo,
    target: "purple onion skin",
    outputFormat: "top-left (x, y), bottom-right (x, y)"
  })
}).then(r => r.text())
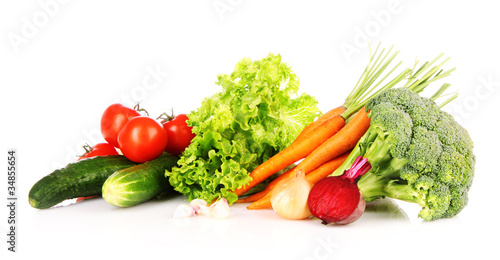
top-left (308, 176), bottom-right (361, 225)
top-left (335, 194), bottom-right (365, 225)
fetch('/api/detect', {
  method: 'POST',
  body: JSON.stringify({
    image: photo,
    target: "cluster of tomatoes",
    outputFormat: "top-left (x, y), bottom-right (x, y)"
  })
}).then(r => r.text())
top-left (79, 103), bottom-right (195, 163)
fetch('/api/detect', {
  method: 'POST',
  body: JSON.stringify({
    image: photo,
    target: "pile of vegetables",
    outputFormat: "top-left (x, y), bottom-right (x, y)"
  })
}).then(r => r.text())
top-left (28, 44), bottom-right (475, 225)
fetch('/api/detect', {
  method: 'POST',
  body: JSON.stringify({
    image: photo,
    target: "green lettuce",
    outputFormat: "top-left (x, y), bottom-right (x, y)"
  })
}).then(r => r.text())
top-left (166, 53), bottom-right (320, 204)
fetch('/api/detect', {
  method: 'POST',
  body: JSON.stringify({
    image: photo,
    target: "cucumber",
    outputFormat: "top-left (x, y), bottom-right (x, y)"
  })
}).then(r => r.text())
top-left (29, 155), bottom-right (138, 209)
top-left (102, 154), bottom-right (179, 207)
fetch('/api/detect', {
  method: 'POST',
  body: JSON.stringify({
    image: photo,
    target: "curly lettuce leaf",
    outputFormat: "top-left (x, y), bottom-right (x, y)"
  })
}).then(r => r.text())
top-left (166, 53), bottom-right (320, 204)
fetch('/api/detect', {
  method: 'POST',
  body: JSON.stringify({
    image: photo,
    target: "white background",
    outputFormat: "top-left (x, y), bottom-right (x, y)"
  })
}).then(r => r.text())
top-left (1, 1), bottom-right (499, 259)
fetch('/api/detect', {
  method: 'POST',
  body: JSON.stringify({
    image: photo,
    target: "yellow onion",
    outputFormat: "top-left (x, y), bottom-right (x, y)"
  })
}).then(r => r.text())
top-left (271, 170), bottom-right (313, 220)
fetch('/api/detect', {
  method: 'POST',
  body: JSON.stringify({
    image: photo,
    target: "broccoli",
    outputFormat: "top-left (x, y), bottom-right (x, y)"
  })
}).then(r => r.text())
top-left (334, 87), bottom-right (475, 221)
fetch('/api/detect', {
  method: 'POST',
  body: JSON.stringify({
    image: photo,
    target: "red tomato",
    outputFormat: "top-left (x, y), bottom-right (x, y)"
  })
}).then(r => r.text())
top-left (162, 114), bottom-right (196, 156)
top-left (117, 116), bottom-right (168, 163)
top-left (100, 104), bottom-right (141, 148)
top-left (78, 143), bottom-right (118, 161)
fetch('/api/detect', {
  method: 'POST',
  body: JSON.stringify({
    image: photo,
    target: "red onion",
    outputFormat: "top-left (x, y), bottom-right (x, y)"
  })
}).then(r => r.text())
top-left (307, 156), bottom-right (371, 225)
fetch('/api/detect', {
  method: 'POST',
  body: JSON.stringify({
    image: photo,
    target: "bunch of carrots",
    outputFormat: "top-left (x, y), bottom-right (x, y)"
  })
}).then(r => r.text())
top-left (232, 44), bottom-right (455, 210)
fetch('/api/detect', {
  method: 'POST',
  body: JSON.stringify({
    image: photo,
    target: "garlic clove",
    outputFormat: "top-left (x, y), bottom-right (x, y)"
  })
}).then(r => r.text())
top-left (173, 204), bottom-right (196, 218)
top-left (173, 198), bottom-right (231, 219)
top-left (210, 198), bottom-right (231, 219)
top-left (189, 199), bottom-right (208, 214)
top-left (197, 205), bottom-right (212, 216)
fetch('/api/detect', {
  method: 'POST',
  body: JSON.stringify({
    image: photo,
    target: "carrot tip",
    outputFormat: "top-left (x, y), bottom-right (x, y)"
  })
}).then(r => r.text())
top-left (247, 204), bottom-right (271, 210)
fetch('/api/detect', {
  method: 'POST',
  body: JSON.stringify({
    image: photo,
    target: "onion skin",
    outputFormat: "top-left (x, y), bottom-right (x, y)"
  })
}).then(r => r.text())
top-left (335, 194), bottom-right (365, 225)
top-left (271, 170), bottom-right (313, 220)
top-left (307, 176), bottom-right (360, 225)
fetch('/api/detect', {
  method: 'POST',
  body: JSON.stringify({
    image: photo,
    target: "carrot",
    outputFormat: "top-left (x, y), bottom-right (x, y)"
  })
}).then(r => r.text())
top-left (235, 196), bottom-right (259, 204)
top-left (304, 151), bottom-right (350, 184)
top-left (238, 150), bottom-right (350, 203)
top-left (295, 106), bottom-right (346, 140)
top-left (246, 188), bottom-right (273, 209)
top-left (247, 152), bottom-right (351, 210)
top-left (289, 108), bottom-right (370, 177)
top-left (233, 115), bottom-right (346, 196)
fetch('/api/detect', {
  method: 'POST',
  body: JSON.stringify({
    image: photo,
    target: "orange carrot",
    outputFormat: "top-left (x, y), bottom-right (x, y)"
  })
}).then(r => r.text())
top-left (246, 188), bottom-right (273, 210)
top-left (235, 196), bottom-right (258, 204)
top-left (295, 106), bottom-right (346, 140)
top-left (238, 150), bottom-right (350, 203)
top-left (247, 152), bottom-right (351, 210)
top-left (233, 115), bottom-right (346, 196)
top-left (304, 151), bottom-right (350, 184)
top-left (288, 108), bottom-right (370, 178)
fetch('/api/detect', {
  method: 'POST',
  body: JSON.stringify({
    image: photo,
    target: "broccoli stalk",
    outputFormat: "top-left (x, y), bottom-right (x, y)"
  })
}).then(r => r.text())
top-left (331, 87), bottom-right (475, 221)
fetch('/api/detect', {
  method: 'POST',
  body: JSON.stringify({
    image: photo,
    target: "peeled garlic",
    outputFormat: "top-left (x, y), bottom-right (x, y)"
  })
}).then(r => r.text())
top-left (197, 205), bottom-right (213, 216)
top-left (271, 169), bottom-right (313, 220)
top-left (173, 204), bottom-right (196, 218)
top-left (173, 198), bottom-right (231, 219)
top-left (210, 198), bottom-right (231, 219)
top-left (189, 199), bottom-right (208, 214)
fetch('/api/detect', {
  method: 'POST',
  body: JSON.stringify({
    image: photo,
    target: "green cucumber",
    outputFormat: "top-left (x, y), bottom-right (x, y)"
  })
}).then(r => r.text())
top-left (102, 154), bottom-right (179, 207)
top-left (29, 155), bottom-right (138, 209)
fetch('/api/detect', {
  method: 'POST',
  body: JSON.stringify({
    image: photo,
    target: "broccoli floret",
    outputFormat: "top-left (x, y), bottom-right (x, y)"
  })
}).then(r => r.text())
top-left (442, 187), bottom-right (469, 219)
top-left (361, 101), bottom-right (413, 161)
top-left (436, 145), bottom-right (473, 187)
top-left (340, 87), bottom-right (475, 221)
top-left (406, 126), bottom-right (443, 172)
top-left (414, 178), bottom-right (451, 221)
top-left (433, 110), bottom-right (475, 157)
